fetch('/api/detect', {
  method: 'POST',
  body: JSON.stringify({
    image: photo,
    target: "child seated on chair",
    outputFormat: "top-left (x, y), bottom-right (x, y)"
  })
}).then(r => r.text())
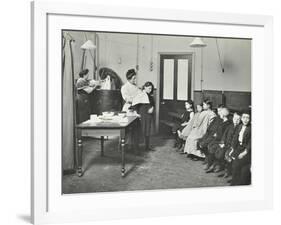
top-left (218, 112), bottom-right (242, 178)
top-left (196, 104), bottom-right (225, 162)
top-left (177, 103), bottom-right (204, 154)
top-left (172, 100), bottom-right (194, 149)
top-left (182, 100), bottom-right (217, 159)
top-left (204, 107), bottom-right (233, 172)
top-left (230, 110), bottom-right (251, 185)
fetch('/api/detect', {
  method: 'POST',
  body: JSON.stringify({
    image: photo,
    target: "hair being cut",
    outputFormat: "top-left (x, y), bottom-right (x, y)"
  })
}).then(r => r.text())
top-left (142, 81), bottom-right (154, 94)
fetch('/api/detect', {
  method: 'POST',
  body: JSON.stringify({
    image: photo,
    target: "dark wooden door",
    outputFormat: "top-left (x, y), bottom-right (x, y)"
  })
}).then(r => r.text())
top-left (159, 54), bottom-right (193, 124)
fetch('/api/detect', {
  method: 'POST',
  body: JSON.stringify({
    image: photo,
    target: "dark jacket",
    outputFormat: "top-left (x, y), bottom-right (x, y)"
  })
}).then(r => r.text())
top-left (221, 123), bottom-right (240, 147)
top-left (180, 111), bottom-right (192, 123)
top-left (213, 119), bottom-right (232, 142)
top-left (199, 116), bottom-right (222, 148)
top-left (76, 90), bottom-right (91, 124)
top-left (231, 124), bottom-right (251, 157)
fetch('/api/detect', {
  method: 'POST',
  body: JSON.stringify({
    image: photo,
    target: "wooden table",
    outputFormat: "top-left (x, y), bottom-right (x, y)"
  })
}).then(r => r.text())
top-left (76, 116), bottom-right (139, 177)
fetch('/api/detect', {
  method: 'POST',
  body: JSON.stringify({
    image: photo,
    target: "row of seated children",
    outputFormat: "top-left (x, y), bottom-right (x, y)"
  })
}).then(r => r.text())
top-left (173, 100), bottom-right (251, 186)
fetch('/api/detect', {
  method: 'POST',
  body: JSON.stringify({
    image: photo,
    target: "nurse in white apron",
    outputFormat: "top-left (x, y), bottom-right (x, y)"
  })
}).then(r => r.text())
top-left (121, 69), bottom-right (147, 112)
top-left (120, 69), bottom-right (148, 152)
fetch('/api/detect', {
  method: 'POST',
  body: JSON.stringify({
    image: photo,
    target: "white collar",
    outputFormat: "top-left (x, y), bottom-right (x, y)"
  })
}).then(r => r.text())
top-left (126, 81), bottom-right (136, 87)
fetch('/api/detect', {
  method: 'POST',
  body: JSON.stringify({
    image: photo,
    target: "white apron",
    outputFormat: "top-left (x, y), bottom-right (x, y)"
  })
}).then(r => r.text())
top-left (121, 82), bottom-right (149, 112)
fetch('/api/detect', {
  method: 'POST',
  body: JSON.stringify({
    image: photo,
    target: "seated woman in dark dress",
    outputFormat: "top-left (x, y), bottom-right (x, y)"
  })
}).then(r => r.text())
top-left (76, 69), bottom-right (99, 93)
top-left (76, 69), bottom-right (100, 123)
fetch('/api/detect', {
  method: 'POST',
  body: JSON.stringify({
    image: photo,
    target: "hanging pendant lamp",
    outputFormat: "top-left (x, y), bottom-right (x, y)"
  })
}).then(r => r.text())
top-left (189, 37), bottom-right (207, 48)
top-left (80, 39), bottom-right (97, 73)
top-left (81, 40), bottom-right (96, 49)
top-left (189, 37), bottom-right (207, 91)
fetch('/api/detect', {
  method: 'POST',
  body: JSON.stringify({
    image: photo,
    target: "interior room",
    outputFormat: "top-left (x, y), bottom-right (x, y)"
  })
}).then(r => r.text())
top-left (62, 30), bottom-right (251, 194)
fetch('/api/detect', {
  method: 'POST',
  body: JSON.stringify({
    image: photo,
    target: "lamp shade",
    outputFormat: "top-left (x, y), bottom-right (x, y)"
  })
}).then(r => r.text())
top-left (189, 37), bottom-right (207, 48)
top-left (81, 40), bottom-right (96, 49)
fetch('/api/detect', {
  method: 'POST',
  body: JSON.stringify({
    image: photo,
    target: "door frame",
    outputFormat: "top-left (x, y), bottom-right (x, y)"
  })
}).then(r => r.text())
top-left (155, 52), bottom-right (195, 133)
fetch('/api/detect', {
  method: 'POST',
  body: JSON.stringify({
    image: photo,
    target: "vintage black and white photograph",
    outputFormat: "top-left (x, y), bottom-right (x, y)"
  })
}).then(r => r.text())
top-left (62, 30), bottom-right (251, 194)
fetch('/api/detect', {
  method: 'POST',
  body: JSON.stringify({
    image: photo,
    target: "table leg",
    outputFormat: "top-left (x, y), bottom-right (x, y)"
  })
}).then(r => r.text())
top-left (101, 136), bottom-right (104, 157)
top-left (118, 137), bottom-right (121, 152)
top-left (77, 138), bottom-right (83, 177)
top-left (133, 120), bottom-right (140, 154)
top-left (121, 137), bottom-right (126, 177)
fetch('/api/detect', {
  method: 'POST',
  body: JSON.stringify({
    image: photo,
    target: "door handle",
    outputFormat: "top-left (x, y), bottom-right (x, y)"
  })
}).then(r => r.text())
top-left (160, 101), bottom-right (165, 105)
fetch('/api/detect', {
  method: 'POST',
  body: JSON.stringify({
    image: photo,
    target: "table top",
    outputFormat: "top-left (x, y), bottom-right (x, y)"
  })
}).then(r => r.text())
top-left (76, 116), bottom-right (139, 129)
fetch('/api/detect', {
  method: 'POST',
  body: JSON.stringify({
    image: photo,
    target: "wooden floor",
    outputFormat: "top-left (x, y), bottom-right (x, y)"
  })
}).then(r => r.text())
top-left (62, 136), bottom-right (229, 194)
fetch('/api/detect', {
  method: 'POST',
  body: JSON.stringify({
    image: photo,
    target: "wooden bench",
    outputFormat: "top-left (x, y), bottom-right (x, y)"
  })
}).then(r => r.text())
top-left (160, 111), bottom-right (183, 132)
top-left (159, 119), bottom-right (176, 128)
top-left (168, 111), bottom-right (182, 120)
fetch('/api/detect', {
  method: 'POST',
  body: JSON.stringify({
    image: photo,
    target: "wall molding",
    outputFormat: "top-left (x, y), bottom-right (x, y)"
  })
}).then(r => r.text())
top-left (194, 89), bottom-right (251, 111)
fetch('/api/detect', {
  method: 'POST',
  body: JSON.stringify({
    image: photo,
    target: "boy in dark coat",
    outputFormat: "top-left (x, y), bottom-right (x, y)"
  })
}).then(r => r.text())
top-left (230, 111), bottom-right (251, 185)
top-left (197, 105), bottom-right (224, 161)
top-left (205, 107), bottom-right (232, 172)
top-left (210, 112), bottom-right (241, 175)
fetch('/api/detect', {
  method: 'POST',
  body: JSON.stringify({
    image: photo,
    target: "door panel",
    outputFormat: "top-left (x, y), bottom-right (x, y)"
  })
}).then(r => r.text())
top-left (159, 54), bottom-right (193, 124)
top-left (177, 59), bottom-right (189, 100)
top-left (163, 59), bottom-right (174, 100)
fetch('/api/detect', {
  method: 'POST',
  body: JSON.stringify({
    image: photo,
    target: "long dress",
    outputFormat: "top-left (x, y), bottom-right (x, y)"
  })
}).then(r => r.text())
top-left (120, 83), bottom-right (149, 148)
top-left (129, 93), bottom-right (155, 142)
top-left (76, 78), bottom-right (91, 123)
top-left (183, 110), bottom-right (216, 157)
top-left (138, 94), bottom-right (155, 137)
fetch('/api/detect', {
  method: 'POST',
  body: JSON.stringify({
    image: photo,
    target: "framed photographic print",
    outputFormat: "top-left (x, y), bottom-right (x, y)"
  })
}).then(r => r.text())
top-left (31, 1), bottom-right (273, 224)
